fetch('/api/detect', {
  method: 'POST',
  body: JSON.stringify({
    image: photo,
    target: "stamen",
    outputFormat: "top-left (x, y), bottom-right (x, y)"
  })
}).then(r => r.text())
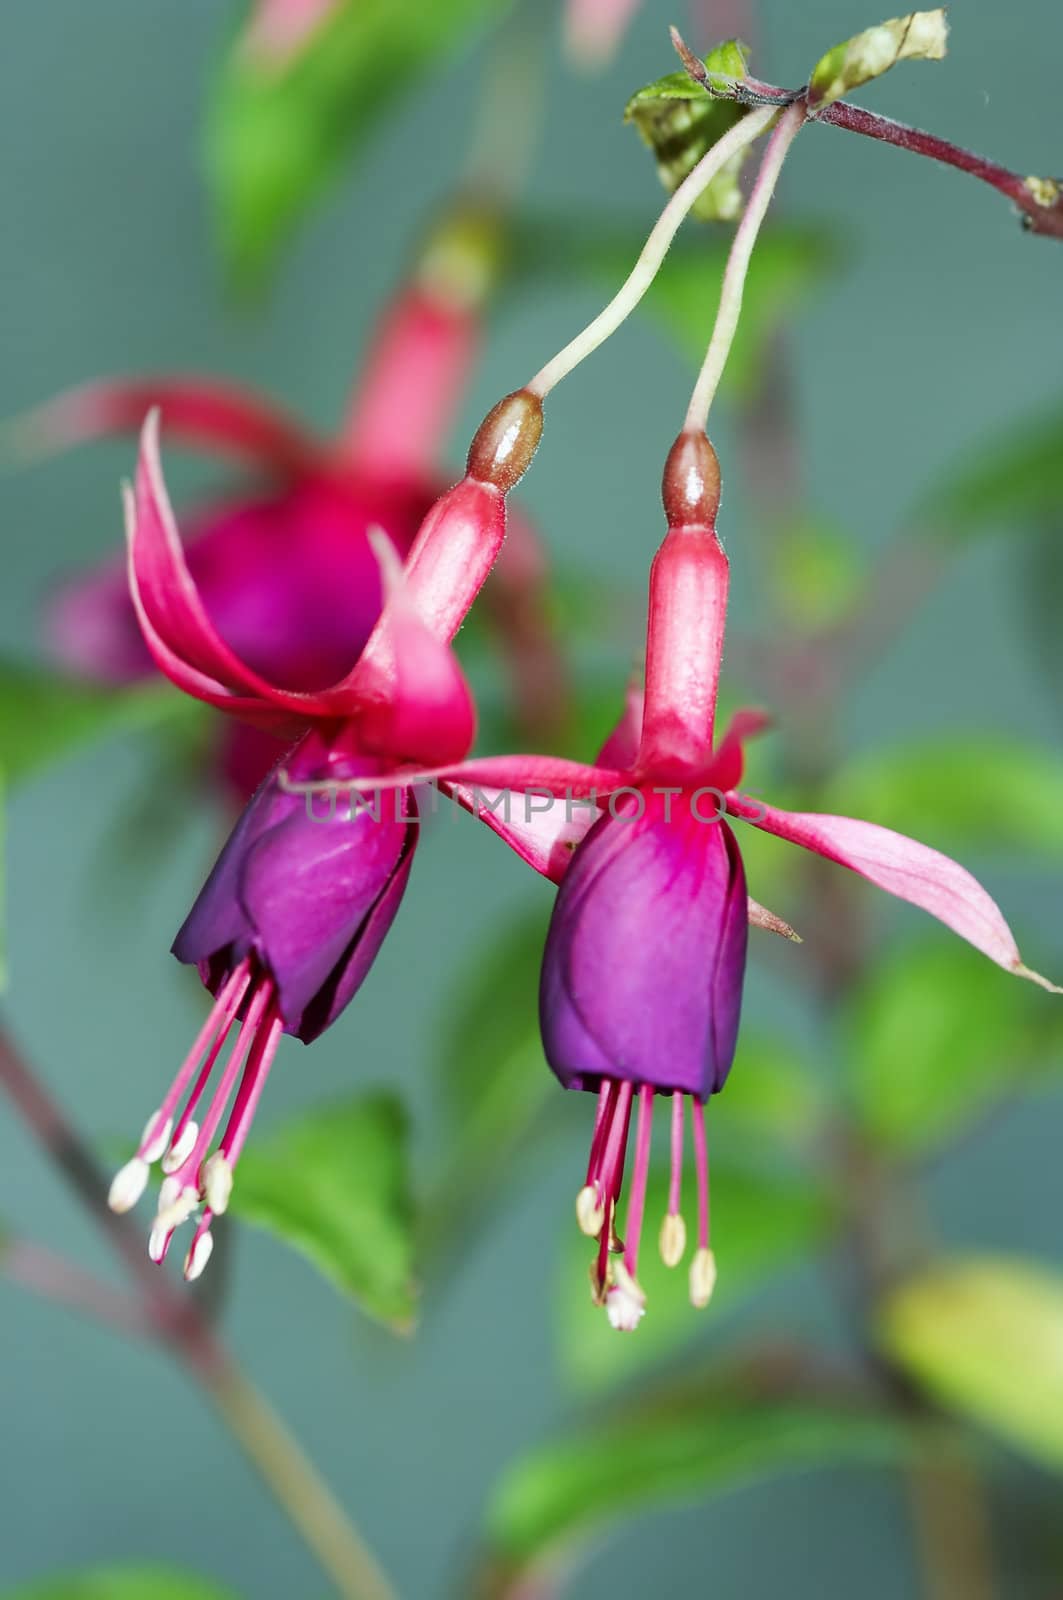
top-left (147, 1222), bottom-right (172, 1265)
top-left (161, 1118), bottom-right (198, 1175)
top-left (605, 1259), bottom-right (646, 1332)
top-left (139, 1113), bottom-right (173, 1165)
top-left (659, 1211), bottom-right (687, 1268)
top-left (216, 1008), bottom-right (284, 1171)
top-left (108, 1157), bottom-right (149, 1214)
top-left (692, 1097), bottom-right (711, 1251)
top-left (144, 959), bottom-right (252, 1156)
top-left (660, 1091), bottom-right (687, 1267)
top-left (690, 1101), bottom-right (716, 1309)
top-left (622, 1085), bottom-right (654, 1281)
top-left (576, 1184), bottom-right (605, 1237)
top-left (202, 1152), bottom-right (234, 1216)
top-left (184, 1214), bottom-right (215, 1282)
top-left (689, 1246), bottom-right (718, 1309)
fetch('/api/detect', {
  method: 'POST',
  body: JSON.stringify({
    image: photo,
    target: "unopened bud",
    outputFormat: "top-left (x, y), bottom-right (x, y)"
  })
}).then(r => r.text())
top-left (659, 1211), bottom-right (687, 1268)
top-left (662, 431), bottom-right (721, 528)
top-left (466, 389), bottom-right (543, 493)
top-left (576, 1184), bottom-right (605, 1237)
top-left (689, 1246), bottom-right (717, 1309)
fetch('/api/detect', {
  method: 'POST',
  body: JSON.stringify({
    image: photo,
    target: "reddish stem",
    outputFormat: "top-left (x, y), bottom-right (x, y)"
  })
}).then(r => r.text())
top-left (819, 101), bottom-right (1063, 238)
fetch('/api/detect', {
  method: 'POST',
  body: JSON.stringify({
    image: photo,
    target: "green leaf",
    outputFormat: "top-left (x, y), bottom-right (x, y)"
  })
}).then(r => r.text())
top-left (426, 908), bottom-right (556, 1257)
top-left (624, 41), bottom-right (754, 221)
top-left (1, 1569), bottom-right (242, 1600)
top-left (555, 1152), bottom-right (836, 1392)
top-left (880, 1257), bottom-right (1063, 1471)
top-left (808, 10), bottom-right (948, 111)
top-left (485, 1389), bottom-right (919, 1575)
top-left (767, 517), bottom-right (865, 629)
top-left (845, 940), bottom-right (1053, 1153)
top-left (821, 737), bottom-right (1063, 858)
top-left (509, 219), bottom-right (841, 398)
top-left (709, 1033), bottom-right (826, 1154)
top-left (230, 1091), bottom-right (416, 1328)
top-left (923, 399), bottom-right (1063, 534)
top-left (0, 662), bottom-right (199, 787)
top-left (206, 0), bottom-right (499, 290)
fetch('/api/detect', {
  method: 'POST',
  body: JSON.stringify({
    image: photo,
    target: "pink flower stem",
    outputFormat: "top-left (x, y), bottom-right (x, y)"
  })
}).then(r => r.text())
top-left (692, 1101), bottom-right (711, 1252)
top-left (2, 1238), bottom-right (153, 1338)
top-left (0, 1023), bottom-right (396, 1600)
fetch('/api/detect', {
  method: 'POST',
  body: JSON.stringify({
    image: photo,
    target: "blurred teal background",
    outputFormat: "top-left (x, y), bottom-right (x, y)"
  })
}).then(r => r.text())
top-left (2, 1), bottom-right (1062, 1595)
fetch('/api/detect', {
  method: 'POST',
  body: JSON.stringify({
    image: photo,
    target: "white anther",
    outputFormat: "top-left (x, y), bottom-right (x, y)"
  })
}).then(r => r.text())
top-left (108, 1157), bottom-right (149, 1214)
top-left (659, 1211), bottom-right (687, 1268)
top-left (154, 1183), bottom-right (199, 1233)
top-left (162, 1119), bottom-right (198, 1174)
top-left (147, 1223), bottom-right (170, 1264)
top-left (184, 1230), bottom-right (214, 1282)
top-left (139, 1112), bottom-right (173, 1165)
top-left (689, 1246), bottom-right (718, 1309)
top-left (202, 1153), bottom-right (234, 1216)
top-left (605, 1259), bottom-right (646, 1332)
top-left (576, 1184), bottom-right (605, 1237)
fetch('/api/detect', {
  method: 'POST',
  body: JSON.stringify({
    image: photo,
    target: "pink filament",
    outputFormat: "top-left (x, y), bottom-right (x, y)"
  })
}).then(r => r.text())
top-left (171, 979), bottom-right (273, 1190)
top-left (584, 1079), bottom-right (616, 1192)
top-left (219, 1007), bottom-right (284, 1168)
top-left (692, 1099), bottom-right (711, 1251)
top-left (623, 1085), bottom-right (655, 1277)
top-left (141, 958), bottom-right (252, 1153)
top-left (668, 1091), bottom-right (685, 1217)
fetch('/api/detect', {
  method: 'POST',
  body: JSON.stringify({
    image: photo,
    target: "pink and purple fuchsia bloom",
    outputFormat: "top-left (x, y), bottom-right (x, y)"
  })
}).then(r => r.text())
top-left (398, 429), bottom-right (1059, 1331)
top-left (31, 218), bottom-right (556, 797)
top-left (107, 390), bottom-right (545, 1276)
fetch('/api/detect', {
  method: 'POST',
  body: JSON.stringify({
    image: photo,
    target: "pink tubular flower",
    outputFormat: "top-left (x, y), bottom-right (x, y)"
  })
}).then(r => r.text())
top-left (107, 392), bottom-right (544, 1275)
top-left (32, 208), bottom-right (560, 794)
top-left (368, 429), bottom-right (1058, 1328)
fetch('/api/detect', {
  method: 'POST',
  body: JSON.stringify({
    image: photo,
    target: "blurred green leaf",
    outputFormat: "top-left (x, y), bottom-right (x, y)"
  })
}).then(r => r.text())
top-left (822, 737), bottom-right (1063, 857)
top-left (710, 1033), bottom-right (826, 1153)
top-left (485, 1390), bottom-right (918, 1576)
top-left (880, 1257), bottom-right (1063, 1470)
top-left (206, 0), bottom-right (499, 289)
top-left (427, 908), bottom-right (555, 1255)
top-left (0, 662), bottom-right (199, 787)
top-left (510, 219), bottom-right (841, 398)
top-left (231, 1091), bottom-right (416, 1328)
top-left (922, 399), bottom-right (1063, 534)
top-left (556, 1152), bottom-right (835, 1392)
top-left (844, 940), bottom-right (1052, 1153)
top-left (768, 518), bottom-right (865, 629)
top-left (1, 1570), bottom-right (241, 1600)
top-left (1019, 522), bottom-right (1063, 727)
top-left (807, 10), bottom-right (948, 110)
top-left (624, 41), bottom-right (752, 221)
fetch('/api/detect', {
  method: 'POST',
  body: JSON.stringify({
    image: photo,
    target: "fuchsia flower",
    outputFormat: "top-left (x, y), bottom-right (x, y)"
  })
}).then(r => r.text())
top-left (107, 389), bottom-right (545, 1275)
top-left (382, 430), bottom-right (1058, 1330)
top-left (33, 218), bottom-right (558, 796)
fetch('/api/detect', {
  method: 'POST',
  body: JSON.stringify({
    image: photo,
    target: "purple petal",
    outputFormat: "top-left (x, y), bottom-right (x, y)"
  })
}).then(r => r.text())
top-left (541, 790), bottom-right (748, 1098)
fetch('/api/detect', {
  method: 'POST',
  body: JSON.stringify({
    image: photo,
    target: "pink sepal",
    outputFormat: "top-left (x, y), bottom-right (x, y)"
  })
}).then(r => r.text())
top-left (18, 376), bottom-right (319, 474)
top-left (729, 794), bottom-right (1060, 989)
top-left (357, 529), bottom-right (476, 767)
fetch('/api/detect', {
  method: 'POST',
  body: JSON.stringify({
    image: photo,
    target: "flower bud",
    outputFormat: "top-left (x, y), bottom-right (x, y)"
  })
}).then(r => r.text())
top-left (466, 389), bottom-right (543, 494)
top-left (661, 430), bottom-right (720, 528)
